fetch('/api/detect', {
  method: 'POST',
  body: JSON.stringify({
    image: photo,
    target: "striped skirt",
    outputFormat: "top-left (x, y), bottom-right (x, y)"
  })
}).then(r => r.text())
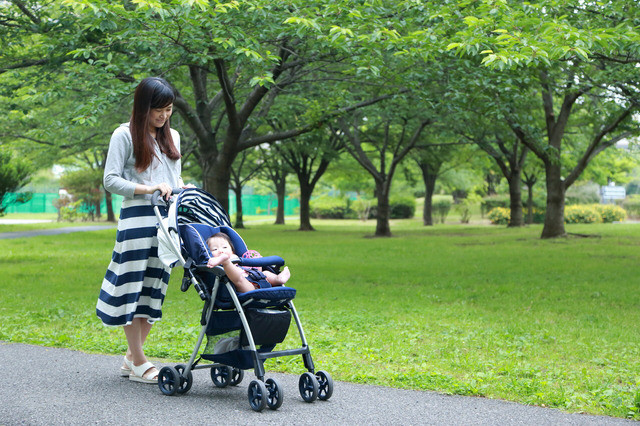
top-left (96, 199), bottom-right (170, 327)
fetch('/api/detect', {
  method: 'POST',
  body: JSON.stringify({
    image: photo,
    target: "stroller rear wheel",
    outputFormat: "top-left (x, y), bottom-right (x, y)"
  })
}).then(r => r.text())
top-left (211, 366), bottom-right (232, 388)
top-left (298, 372), bottom-right (319, 403)
top-left (230, 368), bottom-right (244, 386)
top-left (248, 380), bottom-right (268, 412)
top-left (158, 366), bottom-right (180, 396)
top-left (265, 378), bottom-right (284, 410)
top-left (174, 364), bottom-right (193, 394)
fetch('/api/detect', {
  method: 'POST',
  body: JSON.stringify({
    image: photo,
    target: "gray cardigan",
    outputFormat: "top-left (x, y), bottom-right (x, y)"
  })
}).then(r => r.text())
top-left (103, 123), bottom-right (182, 200)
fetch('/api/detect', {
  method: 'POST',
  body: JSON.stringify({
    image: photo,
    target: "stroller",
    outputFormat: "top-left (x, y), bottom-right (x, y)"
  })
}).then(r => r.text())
top-left (152, 188), bottom-right (333, 411)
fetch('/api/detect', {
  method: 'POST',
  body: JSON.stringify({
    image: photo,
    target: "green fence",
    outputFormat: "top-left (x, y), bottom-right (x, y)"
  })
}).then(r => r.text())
top-left (4, 192), bottom-right (299, 216)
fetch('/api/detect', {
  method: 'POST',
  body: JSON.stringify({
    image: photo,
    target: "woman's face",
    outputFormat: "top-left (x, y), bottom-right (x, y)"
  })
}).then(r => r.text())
top-left (148, 104), bottom-right (173, 130)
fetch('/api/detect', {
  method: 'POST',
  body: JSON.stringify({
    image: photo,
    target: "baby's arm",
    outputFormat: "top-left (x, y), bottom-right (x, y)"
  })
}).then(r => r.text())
top-left (207, 255), bottom-right (255, 293)
top-left (263, 266), bottom-right (291, 286)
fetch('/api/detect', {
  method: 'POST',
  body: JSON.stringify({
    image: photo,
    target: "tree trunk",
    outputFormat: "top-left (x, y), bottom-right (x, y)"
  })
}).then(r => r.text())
top-left (274, 178), bottom-right (285, 225)
top-left (205, 165), bottom-right (232, 213)
top-left (541, 163), bottom-right (566, 238)
top-left (298, 181), bottom-right (314, 231)
top-left (233, 187), bottom-right (244, 229)
top-left (423, 171), bottom-right (437, 226)
top-left (375, 181), bottom-right (392, 237)
top-left (105, 190), bottom-right (115, 222)
top-left (526, 184), bottom-right (534, 224)
top-left (507, 172), bottom-right (524, 227)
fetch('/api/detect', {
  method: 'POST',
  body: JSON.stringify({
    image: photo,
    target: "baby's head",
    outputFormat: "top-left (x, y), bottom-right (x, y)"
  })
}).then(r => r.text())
top-left (207, 232), bottom-right (234, 257)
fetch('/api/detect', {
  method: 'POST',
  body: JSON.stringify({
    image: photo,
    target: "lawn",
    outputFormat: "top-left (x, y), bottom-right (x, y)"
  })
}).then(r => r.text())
top-left (1, 218), bottom-right (639, 418)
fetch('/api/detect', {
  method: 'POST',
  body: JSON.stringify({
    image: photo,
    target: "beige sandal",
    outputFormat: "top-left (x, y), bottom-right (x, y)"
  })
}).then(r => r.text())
top-left (129, 361), bottom-right (159, 384)
top-left (120, 356), bottom-right (134, 377)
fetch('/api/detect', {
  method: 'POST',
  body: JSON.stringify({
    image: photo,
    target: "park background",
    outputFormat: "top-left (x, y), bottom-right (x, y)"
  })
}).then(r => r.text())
top-left (2, 0), bottom-right (640, 420)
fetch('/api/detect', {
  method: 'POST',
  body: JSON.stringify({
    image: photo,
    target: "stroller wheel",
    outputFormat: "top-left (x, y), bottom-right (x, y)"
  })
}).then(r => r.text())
top-left (298, 372), bottom-right (319, 403)
top-left (211, 366), bottom-right (232, 388)
top-left (316, 370), bottom-right (334, 401)
top-left (158, 366), bottom-right (180, 396)
top-left (248, 380), bottom-right (268, 412)
top-left (265, 378), bottom-right (284, 410)
top-left (230, 368), bottom-right (244, 386)
top-left (174, 364), bottom-right (193, 394)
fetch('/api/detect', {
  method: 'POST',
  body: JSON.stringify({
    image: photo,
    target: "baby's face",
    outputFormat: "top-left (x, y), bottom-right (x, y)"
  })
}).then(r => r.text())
top-left (208, 237), bottom-right (233, 257)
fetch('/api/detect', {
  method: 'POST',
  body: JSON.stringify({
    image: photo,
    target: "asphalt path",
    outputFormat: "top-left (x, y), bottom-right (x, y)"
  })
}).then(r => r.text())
top-left (0, 342), bottom-right (633, 425)
top-left (0, 225), bottom-right (116, 240)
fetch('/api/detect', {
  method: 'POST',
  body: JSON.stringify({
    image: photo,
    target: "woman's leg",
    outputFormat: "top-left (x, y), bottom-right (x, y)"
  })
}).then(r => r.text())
top-left (124, 318), bottom-right (157, 377)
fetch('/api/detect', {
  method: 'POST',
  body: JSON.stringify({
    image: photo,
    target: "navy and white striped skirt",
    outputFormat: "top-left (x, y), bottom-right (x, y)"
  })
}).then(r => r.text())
top-left (96, 199), bottom-right (170, 327)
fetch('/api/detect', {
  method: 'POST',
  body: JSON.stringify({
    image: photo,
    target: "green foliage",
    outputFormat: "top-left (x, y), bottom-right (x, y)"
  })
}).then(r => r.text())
top-left (389, 196), bottom-right (416, 219)
top-left (454, 193), bottom-right (482, 224)
top-left (622, 195), bottom-right (640, 218)
top-left (310, 195), bottom-right (352, 219)
top-left (565, 183), bottom-right (600, 205)
top-left (0, 151), bottom-right (32, 216)
top-left (594, 204), bottom-right (627, 223)
top-left (60, 168), bottom-right (103, 219)
top-left (564, 205), bottom-right (601, 224)
top-left (481, 194), bottom-right (510, 216)
top-left (488, 207), bottom-right (510, 225)
top-left (432, 195), bottom-right (453, 224)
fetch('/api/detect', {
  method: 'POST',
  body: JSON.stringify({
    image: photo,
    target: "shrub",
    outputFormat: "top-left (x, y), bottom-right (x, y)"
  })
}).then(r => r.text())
top-left (432, 195), bottom-right (453, 224)
top-left (481, 194), bottom-right (510, 217)
top-left (389, 196), bottom-right (416, 219)
top-left (310, 196), bottom-right (350, 219)
top-left (564, 204), bottom-right (601, 224)
top-left (488, 207), bottom-right (510, 225)
top-left (594, 204), bottom-right (627, 223)
top-left (623, 195), bottom-right (640, 218)
top-left (565, 182), bottom-right (601, 205)
top-left (352, 198), bottom-right (373, 221)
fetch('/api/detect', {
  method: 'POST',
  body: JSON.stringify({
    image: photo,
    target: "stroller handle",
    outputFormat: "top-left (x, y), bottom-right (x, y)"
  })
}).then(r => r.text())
top-left (151, 188), bottom-right (183, 207)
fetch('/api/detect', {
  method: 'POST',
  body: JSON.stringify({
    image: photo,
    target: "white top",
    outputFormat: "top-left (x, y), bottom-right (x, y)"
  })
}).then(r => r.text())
top-left (103, 123), bottom-right (181, 200)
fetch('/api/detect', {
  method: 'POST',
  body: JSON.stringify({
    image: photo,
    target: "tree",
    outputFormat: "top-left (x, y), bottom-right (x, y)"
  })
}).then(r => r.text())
top-left (340, 99), bottom-right (432, 237)
top-left (278, 127), bottom-right (344, 231)
top-left (229, 147), bottom-right (264, 228)
top-left (0, 150), bottom-right (32, 216)
top-left (447, 0), bottom-right (640, 238)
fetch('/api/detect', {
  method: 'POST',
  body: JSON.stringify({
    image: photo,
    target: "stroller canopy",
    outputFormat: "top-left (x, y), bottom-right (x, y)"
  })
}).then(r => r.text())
top-left (158, 188), bottom-right (233, 267)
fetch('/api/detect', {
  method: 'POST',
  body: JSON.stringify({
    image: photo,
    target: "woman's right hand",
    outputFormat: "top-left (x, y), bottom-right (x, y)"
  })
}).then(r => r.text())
top-left (151, 182), bottom-right (172, 200)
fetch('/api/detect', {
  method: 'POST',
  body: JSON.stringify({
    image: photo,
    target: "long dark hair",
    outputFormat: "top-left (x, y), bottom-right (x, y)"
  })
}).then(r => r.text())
top-left (129, 77), bottom-right (181, 172)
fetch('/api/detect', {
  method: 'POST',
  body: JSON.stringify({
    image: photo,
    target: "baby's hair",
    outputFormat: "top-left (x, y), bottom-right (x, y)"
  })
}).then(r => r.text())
top-left (208, 232), bottom-right (234, 252)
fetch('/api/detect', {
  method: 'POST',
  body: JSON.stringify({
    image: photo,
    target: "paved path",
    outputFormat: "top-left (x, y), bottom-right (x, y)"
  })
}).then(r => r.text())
top-left (0, 225), bottom-right (116, 239)
top-left (0, 343), bottom-right (632, 425)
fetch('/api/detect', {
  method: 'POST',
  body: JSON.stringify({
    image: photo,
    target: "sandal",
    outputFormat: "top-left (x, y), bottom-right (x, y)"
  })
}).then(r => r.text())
top-left (120, 356), bottom-right (134, 377)
top-left (129, 361), bottom-right (159, 384)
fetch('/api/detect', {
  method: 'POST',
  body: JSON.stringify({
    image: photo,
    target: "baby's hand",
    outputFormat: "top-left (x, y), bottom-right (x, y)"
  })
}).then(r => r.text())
top-left (207, 254), bottom-right (229, 268)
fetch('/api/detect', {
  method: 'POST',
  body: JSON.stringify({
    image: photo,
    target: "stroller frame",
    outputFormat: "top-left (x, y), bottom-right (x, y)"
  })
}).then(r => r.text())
top-left (151, 189), bottom-right (333, 411)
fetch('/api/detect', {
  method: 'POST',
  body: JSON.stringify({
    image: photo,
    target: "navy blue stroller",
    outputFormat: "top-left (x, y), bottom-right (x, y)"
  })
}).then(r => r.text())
top-left (153, 188), bottom-right (333, 411)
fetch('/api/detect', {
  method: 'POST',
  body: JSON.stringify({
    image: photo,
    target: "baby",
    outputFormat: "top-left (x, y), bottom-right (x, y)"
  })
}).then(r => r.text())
top-left (206, 232), bottom-right (290, 293)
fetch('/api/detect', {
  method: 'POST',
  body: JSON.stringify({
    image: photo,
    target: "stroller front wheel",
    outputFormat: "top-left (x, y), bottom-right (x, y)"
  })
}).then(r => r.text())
top-left (265, 378), bottom-right (284, 410)
top-left (248, 380), bottom-right (268, 412)
top-left (298, 372), bottom-right (319, 403)
top-left (316, 370), bottom-right (333, 401)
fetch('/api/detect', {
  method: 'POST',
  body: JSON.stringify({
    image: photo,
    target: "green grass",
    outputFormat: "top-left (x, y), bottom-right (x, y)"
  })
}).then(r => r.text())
top-left (1, 219), bottom-right (640, 418)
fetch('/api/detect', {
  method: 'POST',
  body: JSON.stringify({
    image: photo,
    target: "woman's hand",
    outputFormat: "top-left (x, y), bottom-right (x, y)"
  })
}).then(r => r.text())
top-left (151, 182), bottom-right (172, 200)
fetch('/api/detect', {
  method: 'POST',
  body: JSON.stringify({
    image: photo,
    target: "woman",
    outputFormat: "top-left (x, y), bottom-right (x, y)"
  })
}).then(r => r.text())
top-left (97, 77), bottom-right (183, 384)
